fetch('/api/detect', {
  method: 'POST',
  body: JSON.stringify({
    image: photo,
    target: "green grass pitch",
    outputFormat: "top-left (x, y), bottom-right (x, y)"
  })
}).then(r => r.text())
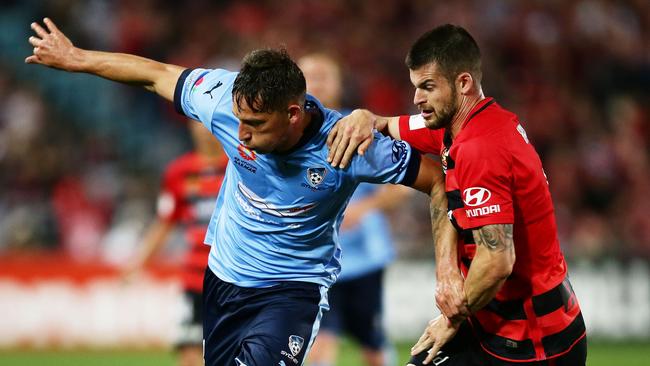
top-left (0, 340), bottom-right (648, 365)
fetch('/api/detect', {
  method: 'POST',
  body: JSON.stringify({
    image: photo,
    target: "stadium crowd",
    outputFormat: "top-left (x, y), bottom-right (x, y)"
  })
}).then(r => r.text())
top-left (0, 0), bottom-right (648, 262)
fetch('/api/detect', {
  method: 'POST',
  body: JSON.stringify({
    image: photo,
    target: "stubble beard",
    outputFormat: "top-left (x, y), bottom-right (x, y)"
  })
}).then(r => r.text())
top-left (424, 83), bottom-right (458, 130)
top-left (425, 98), bottom-right (458, 130)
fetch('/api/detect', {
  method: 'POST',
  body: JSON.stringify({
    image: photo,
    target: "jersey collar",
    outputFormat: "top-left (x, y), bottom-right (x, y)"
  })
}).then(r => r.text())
top-left (444, 97), bottom-right (495, 149)
top-left (461, 97), bottom-right (495, 130)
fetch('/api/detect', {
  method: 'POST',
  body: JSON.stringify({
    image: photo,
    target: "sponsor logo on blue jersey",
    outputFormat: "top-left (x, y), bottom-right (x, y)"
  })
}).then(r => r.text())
top-left (237, 144), bottom-right (257, 161)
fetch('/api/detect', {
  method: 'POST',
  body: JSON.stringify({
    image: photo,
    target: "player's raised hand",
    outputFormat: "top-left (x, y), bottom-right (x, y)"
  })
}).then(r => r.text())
top-left (25, 18), bottom-right (81, 71)
top-left (327, 109), bottom-right (376, 168)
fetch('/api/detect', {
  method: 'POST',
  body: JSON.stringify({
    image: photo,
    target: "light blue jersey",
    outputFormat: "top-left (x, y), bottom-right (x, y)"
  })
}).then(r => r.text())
top-left (174, 68), bottom-right (420, 288)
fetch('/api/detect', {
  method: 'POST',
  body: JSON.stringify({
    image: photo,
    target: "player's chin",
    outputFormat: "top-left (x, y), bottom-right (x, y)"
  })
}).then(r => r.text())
top-left (424, 118), bottom-right (444, 130)
top-left (253, 146), bottom-right (273, 154)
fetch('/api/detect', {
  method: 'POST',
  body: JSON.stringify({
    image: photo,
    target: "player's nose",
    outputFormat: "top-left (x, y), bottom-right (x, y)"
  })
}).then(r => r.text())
top-left (413, 88), bottom-right (427, 106)
top-left (238, 124), bottom-right (252, 142)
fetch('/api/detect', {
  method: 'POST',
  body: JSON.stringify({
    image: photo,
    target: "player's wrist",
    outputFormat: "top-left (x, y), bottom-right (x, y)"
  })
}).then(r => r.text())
top-left (373, 115), bottom-right (388, 132)
top-left (69, 47), bottom-right (90, 72)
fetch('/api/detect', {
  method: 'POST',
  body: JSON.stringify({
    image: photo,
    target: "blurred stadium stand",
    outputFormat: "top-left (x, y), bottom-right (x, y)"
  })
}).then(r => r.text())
top-left (0, 0), bottom-right (648, 346)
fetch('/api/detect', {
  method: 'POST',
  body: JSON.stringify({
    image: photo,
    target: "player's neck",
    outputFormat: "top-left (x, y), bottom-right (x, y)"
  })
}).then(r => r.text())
top-left (449, 90), bottom-right (485, 138)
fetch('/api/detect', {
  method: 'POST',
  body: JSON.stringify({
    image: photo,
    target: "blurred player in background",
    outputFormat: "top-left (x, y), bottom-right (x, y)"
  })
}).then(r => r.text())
top-left (123, 121), bottom-right (227, 366)
top-left (26, 19), bottom-right (453, 366)
top-left (328, 24), bottom-right (587, 366)
top-left (300, 53), bottom-right (409, 366)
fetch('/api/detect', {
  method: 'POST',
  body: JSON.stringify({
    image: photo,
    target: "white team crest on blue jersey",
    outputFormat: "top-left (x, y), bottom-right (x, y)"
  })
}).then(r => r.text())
top-left (288, 335), bottom-right (304, 356)
top-left (306, 167), bottom-right (327, 188)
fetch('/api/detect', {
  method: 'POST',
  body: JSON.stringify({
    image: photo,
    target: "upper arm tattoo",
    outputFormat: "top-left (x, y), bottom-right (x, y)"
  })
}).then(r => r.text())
top-left (473, 224), bottom-right (513, 252)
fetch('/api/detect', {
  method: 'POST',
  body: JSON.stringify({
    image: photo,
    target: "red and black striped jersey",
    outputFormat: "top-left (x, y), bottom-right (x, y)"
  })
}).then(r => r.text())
top-left (399, 98), bottom-right (585, 362)
top-left (158, 152), bottom-right (228, 292)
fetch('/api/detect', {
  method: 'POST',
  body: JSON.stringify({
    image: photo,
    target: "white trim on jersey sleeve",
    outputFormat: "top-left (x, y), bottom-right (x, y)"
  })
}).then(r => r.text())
top-left (408, 114), bottom-right (427, 130)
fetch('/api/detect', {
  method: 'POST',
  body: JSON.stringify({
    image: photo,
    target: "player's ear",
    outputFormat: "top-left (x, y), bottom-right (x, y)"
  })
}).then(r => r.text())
top-left (457, 72), bottom-right (473, 95)
top-left (287, 104), bottom-right (302, 124)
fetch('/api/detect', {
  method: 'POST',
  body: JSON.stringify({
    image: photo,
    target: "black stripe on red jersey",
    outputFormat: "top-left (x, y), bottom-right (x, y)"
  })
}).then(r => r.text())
top-left (532, 278), bottom-right (576, 316)
top-left (472, 318), bottom-right (537, 361)
top-left (174, 68), bottom-right (195, 115)
top-left (483, 298), bottom-right (527, 320)
top-left (447, 189), bottom-right (464, 210)
top-left (471, 277), bottom-right (584, 361)
top-left (481, 277), bottom-right (578, 322)
top-left (541, 312), bottom-right (586, 356)
top-left (446, 190), bottom-right (476, 244)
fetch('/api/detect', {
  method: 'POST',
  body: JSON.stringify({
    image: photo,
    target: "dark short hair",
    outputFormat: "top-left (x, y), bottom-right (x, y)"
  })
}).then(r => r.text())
top-left (405, 24), bottom-right (482, 83)
top-left (233, 48), bottom-right (306, 113)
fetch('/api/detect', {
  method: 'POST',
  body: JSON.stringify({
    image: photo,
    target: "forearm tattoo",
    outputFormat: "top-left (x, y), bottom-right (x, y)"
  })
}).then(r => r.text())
top-left (474, 224), bottom-right (513, 251)
top-left (429, 197), bottom-right (444, 238)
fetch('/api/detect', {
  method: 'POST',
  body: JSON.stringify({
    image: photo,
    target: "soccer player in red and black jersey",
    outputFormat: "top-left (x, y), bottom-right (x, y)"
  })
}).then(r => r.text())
top-left (327, 24), bottom-right (587, 366)
top-left (124, 121), bottom-right (227, 366)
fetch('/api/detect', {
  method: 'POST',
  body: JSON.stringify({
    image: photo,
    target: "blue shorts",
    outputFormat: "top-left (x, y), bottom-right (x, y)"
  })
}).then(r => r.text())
top-left (320, 268), bottom-right (385, 350)
top-left (202, 268), bottom-right (328, 366)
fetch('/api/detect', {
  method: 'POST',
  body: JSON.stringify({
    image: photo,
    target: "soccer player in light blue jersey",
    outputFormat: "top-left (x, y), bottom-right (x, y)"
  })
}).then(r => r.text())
top-left (26, 18), bottom-right (453, 366)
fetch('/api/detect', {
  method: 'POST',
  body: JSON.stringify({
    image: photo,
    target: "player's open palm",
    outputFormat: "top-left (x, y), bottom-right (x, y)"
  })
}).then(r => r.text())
top-left (26, 18), bottom-right (79, 71)
top-left (327, 109), bottom-right (376, 168)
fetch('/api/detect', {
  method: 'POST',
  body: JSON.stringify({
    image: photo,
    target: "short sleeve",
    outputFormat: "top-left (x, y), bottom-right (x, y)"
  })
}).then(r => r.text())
top-left (398, 115), bottom-right (443, 155)
top-left (348, 132), bottom-right (421, 186)
top-left (174, 68), bottom-right (237, 128)
top-left (454, 140), bottom-right (514, 229)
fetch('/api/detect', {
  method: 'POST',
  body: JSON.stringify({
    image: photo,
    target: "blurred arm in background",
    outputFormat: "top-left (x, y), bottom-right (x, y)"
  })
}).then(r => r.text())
top-left (121, 219), bottom-right (174, 282)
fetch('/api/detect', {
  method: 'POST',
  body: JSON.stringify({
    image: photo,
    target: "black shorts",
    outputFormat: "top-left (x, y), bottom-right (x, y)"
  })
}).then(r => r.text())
top-left (175, 290), bottom-right (203, 348)
top-left (320, 268), bottom-right (385, 350)
top-left (202, 268), bottom-right (328, 366)
top-left (408, 322), bottom-right (587, 366)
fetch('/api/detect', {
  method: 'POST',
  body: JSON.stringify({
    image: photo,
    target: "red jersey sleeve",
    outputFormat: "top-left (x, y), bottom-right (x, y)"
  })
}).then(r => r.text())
top-left (157, 162), bottom-right (183, 223)
top-left (397, 115), bottom-right (443, 155)
top-left (454, 138), bottom-right (515, 229)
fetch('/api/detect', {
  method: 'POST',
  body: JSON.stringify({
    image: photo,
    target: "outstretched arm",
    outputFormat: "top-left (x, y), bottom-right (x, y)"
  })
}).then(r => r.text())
top-left (26, 18), bottom-right (184, 102)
